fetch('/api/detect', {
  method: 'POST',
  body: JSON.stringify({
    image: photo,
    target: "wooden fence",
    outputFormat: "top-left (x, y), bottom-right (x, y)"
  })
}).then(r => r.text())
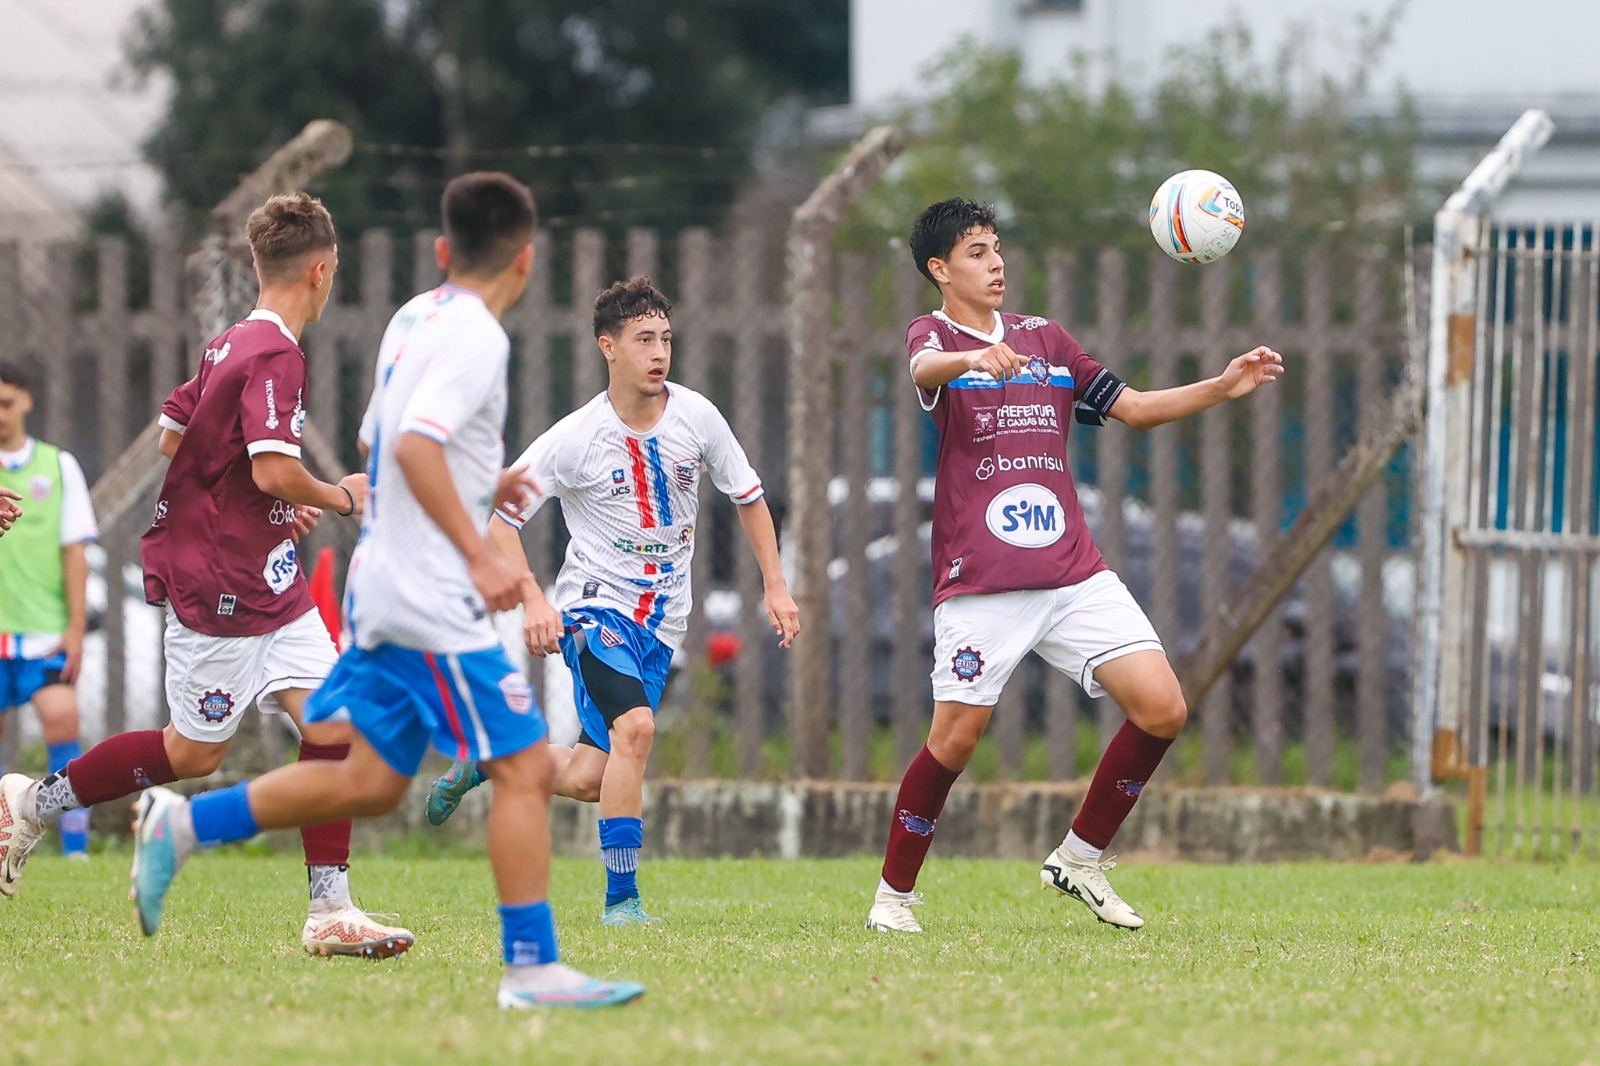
top-left (0, 226), bottom-right (1419, 788)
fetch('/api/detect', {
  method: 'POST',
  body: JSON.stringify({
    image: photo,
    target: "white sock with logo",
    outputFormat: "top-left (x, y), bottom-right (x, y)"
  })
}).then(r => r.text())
top-left (1062, 830), bottom-right (1103, 862)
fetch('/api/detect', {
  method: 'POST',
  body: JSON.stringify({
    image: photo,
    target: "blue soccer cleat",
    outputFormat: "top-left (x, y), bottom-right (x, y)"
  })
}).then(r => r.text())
top-left (602, 897), bottom-right (665, 926)
top-left (497, 964), bottom-right (646, 1010)
top-left (426, 759), bottom-right (487, 827)
top-left (130, 787), bottom-right (194, 937)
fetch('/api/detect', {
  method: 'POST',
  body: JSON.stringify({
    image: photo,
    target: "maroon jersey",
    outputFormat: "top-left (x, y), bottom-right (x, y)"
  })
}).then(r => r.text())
top-left (143, 310), bottom-right (314, 637)
top-left (909, 310), bottom-right (1126, 606)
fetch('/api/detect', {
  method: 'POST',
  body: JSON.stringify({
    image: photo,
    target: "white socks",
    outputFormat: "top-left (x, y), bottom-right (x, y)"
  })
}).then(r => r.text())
top-left (877, 878), bottom-right (914, 898)
top-left (1062, 830), bottom-right (1103, 862)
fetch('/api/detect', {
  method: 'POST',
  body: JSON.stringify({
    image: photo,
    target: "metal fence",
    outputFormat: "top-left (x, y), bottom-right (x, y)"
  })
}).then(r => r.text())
top-left (1, 226), bottom-right (1419, 788)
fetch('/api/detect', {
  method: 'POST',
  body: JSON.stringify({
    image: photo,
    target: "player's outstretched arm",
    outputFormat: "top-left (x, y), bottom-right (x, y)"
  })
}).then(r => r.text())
top-left (487, 516), bottom-right (562, 656)
top-left (734, 497), bottom-right (800, 649)
top-left (911, 342), bottom-right (1029, 389)
top-left (392, 432), bottom-right (528, 614)
top-left (250, 453), bottom-right (368, 516)
top-left (1108, 346), bottom-right (1284, 431)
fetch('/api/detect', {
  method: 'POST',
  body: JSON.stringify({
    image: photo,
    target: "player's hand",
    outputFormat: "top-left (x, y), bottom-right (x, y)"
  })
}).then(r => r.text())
top-left (1219, 346), bottom-right (1285, 398)
top-left (337, 473), bottom-right (370, 516)
top-left (521, 584), bottom-right (563, 658)
top-left (52, 625), bottom-right (85, 684)
top-left (964, 341), bottom-right (1027, 381)
top-left (291, 505), bottom-right (321, 541)
top-left (493, 466), bottom-right (539, 515)
top-left (0, 486), bottom-right (20, 533)
top-left (469, 551), bottom-right (532, 615)
top-left (764, 586), bottom-right (800, 650)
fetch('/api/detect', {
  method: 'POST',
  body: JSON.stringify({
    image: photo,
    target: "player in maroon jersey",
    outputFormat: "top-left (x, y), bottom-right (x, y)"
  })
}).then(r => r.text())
top-left (865, 199), bottom-right (1283, 933)
top-left (0, 193), bottom-right (413, 958)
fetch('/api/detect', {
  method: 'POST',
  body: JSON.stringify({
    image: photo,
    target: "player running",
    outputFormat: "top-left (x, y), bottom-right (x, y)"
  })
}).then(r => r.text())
top-left (128, 172), bottom-right (644, 1010)
top-left (425, 275), bottom-right (800, 925)
top-left (0, 193), bottom-right (412, 957)
top-left (0, 362), bottom-right (98, 858)
top-left (865, 199), bottom-right (1283, 934)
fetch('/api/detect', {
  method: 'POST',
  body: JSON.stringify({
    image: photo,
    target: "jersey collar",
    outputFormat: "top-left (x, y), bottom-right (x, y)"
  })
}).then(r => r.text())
top-left (933, 309), bottom-right (1005, 345)
top-left (0, 436), bottom-right (35, 471)
top-left (245, 308), bottom-right (299, 345)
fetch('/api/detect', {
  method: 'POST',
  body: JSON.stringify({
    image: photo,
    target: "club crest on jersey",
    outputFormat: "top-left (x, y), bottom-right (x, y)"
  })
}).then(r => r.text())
top-left (951, 646), bottom-right (985, 682)
top-left (1117, 779), bottom-right (1146, 798)
top-left (611, 469), bottom-right (626, 484)
top-left (28, 475), bottom-right (51, 501)
top-left (198, 689), bottom-right (235, 723)
top-left (673, 460), bottom-right (698, 490)
top-left (598, 625), bottom-right (625, 649)
top-left (1026, 356), bottom-right (1050, 384)
top-left (499, 673), bottom-right (534, 715)
top-left (897, 809), bottom-right (936, 836)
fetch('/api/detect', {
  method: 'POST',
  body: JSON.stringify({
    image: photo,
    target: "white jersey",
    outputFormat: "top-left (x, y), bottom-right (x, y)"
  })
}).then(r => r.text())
top-left (347, 283), bottom-right (509, 654)
top-left (497, 385), bottom-right (762, 651)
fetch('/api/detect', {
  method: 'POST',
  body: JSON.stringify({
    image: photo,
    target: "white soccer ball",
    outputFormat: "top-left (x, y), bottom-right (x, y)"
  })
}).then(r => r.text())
top-left (1148, 169), bottom-right (1245, 264)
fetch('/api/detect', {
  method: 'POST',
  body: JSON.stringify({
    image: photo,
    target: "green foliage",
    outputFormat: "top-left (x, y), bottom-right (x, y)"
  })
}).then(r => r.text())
top-left (126, 0), bottom-right (848, 234)
top-left (11, 853), bottom-right (1600, 1064)
top-left (844, 14), bottom-right (1426, 255)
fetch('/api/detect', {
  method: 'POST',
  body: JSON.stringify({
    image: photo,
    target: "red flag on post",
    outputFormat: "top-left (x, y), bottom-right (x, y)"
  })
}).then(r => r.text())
top-left (308, 546), bottom-right (342, 649)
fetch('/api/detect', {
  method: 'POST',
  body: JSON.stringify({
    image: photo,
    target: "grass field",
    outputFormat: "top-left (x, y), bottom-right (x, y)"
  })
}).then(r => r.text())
top-left (5, 851), bottom-right (1600, 1065)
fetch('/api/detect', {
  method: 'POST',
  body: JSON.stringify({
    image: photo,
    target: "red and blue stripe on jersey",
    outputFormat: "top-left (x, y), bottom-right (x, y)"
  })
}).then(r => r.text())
top-left (624, 436), bottom-right (675, 528)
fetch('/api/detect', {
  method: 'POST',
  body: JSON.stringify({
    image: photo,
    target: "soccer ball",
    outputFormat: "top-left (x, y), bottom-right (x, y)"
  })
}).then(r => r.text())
top-left (1148, 170), bottom-right (1245, 264)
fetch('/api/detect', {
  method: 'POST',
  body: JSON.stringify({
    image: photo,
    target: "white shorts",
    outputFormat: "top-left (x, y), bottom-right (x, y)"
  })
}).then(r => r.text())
top-left (930, 570), bottom-right (1164, 706)
top-left (164, 607), bottom-right (339, 743)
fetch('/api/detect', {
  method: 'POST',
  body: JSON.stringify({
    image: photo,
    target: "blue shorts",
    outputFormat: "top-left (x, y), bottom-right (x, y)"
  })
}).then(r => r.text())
top-left (303, 643), bottom-right (547, 777)
top-left (560, 607), bottom-right (673, 754)
top-left (0, 652), bottom-right (69, 711)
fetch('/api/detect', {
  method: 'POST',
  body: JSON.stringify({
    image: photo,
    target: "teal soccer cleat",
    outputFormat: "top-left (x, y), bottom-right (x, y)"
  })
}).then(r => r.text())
top-left (130, 787), bottom-right (194, 937)
top-left (602, 898), bottom-right (665, 926)
top-left (426, 759), bottom-right (487, 826)
top-left (497, 964), bottom-right (646, 1009)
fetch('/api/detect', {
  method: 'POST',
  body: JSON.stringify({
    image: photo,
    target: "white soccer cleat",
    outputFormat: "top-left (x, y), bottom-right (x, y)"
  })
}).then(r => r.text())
top-left (0, 774), bottom-right (44, 898)
top-left (497, 962), bottom-right (645, 1009)
top-left (302, 902), bottom-right (417, 959)
top-left (1040, 845), bottom-right (1144, 929)
top-left (864, 889), bottom-right (924, 933)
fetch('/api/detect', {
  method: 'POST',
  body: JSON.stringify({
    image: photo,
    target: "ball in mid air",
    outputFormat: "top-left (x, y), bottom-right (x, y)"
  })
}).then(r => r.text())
top-left (1149, 170), bottom-right (1245, 264)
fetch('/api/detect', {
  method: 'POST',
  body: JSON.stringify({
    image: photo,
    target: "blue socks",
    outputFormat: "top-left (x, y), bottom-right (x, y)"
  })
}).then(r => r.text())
top-left (500, 901), bottom-right (559, 966)
top-left (47, 741), bottom-right (86, 855)
top-left (599, 816), bottom-right (643, 906)
top-left (189, 781), bottom-right (260, 848)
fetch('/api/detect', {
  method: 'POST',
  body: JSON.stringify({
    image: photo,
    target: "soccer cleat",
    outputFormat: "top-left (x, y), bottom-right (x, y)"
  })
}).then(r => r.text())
top-left (497, 963), bottom-right (645, 1010)
top-left (601, 897), bottom-right (665, 926)
top-left (864, 889), bottom-right (924, 933)
top-left (130, 787), bottom-right (195, 936)
top-left (1040, 845), bottom-right (1145, 929)
top-left (0, 774), bottom-right (43, 898)
top-left (303, 903), bottom-right (417, 959)
top-left (425, 759), bottom-right (487, 826)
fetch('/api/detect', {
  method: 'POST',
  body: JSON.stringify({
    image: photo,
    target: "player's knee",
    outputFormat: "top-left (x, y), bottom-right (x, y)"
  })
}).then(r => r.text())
top-left (566, 776), bottom-right (602, 803)
top-left (351, 773), bottom-right (410, 817)
top-left (1142, 695), bottom-right (1188, 739)
top-left (611, 711), bottom-right (654, 758)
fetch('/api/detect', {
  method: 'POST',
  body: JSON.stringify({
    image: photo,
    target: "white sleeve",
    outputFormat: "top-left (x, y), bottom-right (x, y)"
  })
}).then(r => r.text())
top-left (396, 328), bottom-right (506, 444)
top-left (57, 451), bottom-right (98, 545)
top-left (495, 426), bottom-right (566, 529)
top-left (356, 376), bottom-right (381, 450)
top-left (700, 404), bottom-right (763, 505)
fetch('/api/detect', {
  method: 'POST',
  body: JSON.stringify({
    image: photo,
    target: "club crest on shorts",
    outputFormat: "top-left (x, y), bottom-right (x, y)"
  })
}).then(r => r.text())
top-left (897, 809), bottom-right (936, 836)
top-left (198, 689), bottom-right (235, 723)
top-left (1117, 779), bottom-right (1146, 798)
top-left (598, 625), bottom-right (625, 649)
top-left (951, 646), bottom-right (985, 682)
top-left (499, 673), bottom-right (534, 715)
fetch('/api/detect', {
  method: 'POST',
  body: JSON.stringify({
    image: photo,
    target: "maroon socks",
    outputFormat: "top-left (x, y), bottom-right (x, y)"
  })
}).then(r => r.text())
top-left (64, 730), bottom-right (177, 807)
top-left (1070, 721), bottom-right (1173, 850)
top-left (881, 746), bottom-right (962, 893)
top-left (296, 742), bottom-right (353, 869)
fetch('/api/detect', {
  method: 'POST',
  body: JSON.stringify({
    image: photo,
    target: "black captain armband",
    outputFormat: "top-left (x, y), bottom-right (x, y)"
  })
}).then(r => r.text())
top-left (1074, 367), bottom-right (1127, 426)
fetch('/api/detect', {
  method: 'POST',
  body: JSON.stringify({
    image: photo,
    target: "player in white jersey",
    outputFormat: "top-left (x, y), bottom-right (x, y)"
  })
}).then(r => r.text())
top-left (127, 173), bottom-right (643, 1010)
top-left (426, 276), bottom-right (800, 925)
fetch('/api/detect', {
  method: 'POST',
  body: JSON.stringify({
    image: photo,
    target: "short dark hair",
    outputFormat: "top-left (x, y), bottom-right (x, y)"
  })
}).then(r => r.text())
top-left (593, 275), bottom-right (672, 338)
top-left (909, 198), bottom-right (998, 287)
top-left (442, 172), bottom-right (537, 276)
top-left (246, 192), bottom-right (337, 282)
top-left (0, 361), bottom-right (32, 392)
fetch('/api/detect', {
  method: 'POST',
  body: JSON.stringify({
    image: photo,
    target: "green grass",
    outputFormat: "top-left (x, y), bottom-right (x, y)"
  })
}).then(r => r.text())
top-left (7, 852), bottom-right (1600, 1065)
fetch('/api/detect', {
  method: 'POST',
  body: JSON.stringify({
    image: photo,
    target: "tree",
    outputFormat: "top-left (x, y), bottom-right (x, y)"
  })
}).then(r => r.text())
top-left (843, 17), bottom-right (1426, 256)
top-left (126, 0), bottom-right (848, 233)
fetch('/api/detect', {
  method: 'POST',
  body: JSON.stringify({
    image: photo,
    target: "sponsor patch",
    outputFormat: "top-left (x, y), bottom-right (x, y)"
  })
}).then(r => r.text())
top-left (28, 475), bottom-right (51, 502)
top-left (951, 646), bottom-right (985, 682)
top-left (582, 580), bottom-right (600, 599)
top-left (499, 673), bottom-right (534, 715)
top-left (217, 594), bottom-right (236, 616)
top-left (263, 378), bottom-right (279, 429)
top-left (983, 483), bottom-right (1065, 548)
top-left (153, 499), bottom-right (169, 523)
top-left (611, 469), bottom-right (627, 484)
top-left (972, 408), bottom-right (997, 442)
top-left (198, 689), bottom-right (235, 723)
top-left (975, 457), bottom-right (995, 481)
top-left (678, 525), bottom-right (694, 545)
top-left (947, 556), bottom-right (963, 580)
top-left (263, 539), bottom-right (299, 595)
top-left (897, 809), bottom-right (936, 836)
